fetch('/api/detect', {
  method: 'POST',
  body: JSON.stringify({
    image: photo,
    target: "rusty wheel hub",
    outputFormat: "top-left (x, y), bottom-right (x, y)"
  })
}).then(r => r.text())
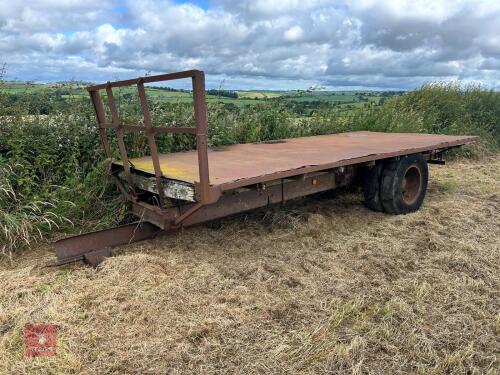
top-left (401, 164), bottom-right (422, 205)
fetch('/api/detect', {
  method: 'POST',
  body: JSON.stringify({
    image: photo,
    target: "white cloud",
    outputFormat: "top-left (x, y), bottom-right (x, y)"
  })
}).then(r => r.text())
top-left (0, 0), bottom-right (117, 33)
top-left (1, 0), bottom-right (500, 89)
top-left (284, 26), bottom-right (304, 42)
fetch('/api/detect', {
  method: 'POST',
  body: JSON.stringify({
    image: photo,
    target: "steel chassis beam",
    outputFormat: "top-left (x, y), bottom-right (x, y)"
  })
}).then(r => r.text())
top-left (53, 222), bottom-right (161, 267)
top-left (130, 168), bottom-right (354, 230)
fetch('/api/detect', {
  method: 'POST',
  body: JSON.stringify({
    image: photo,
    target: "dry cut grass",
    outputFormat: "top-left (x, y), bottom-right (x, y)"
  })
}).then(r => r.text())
top-left (0, 156), bottom-right (499, 374)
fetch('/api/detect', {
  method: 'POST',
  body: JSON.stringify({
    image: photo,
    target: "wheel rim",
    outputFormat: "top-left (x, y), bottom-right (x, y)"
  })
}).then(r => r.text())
top-left (401, 164), bottom-right (422, 205)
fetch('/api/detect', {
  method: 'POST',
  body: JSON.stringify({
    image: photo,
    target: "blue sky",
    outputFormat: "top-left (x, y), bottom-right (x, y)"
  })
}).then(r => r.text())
top-left (175, 0), bottom-right (210, 9)
top-left (1, 0), bottom-right (499, 90)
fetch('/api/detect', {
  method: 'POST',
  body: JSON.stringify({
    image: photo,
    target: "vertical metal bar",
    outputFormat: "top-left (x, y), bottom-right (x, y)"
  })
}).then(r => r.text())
top-left (106, 83), bottom-right (134, 193)
top-left (89, 89), bottom-right (132, 201)
top-left (137, 80), bottom-right (166, 208)
top-left (89, 90), bottom-right (111, 158)
top-left (192, 71), bottom-right (210, 203)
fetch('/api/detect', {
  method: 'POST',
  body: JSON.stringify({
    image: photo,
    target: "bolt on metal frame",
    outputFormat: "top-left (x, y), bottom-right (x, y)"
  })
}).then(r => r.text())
top-left (87, 70), bottom-right (216, 206)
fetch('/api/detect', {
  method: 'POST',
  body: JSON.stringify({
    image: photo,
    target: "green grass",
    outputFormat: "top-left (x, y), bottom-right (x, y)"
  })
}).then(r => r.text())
top-left (287, 91), bottom-right (359, 103)
top-left (2, 82), bottom-right (384, 106)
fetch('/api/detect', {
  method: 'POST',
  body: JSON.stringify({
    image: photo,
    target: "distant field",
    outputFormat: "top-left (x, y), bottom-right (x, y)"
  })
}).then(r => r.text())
top-left (1, 81), bottom-right (392, 107)
top-left (236, 91), bottom-right (285, 99)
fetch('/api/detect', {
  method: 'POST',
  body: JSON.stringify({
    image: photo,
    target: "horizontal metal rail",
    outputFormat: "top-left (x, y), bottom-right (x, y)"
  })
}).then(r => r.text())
top-left (87, 70), bottom-right (200, 91)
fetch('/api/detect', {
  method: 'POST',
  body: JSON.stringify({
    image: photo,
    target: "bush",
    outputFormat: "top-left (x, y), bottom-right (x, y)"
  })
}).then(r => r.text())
top-left (0, 98), bottom-right (128, 257)
top-left (0, 164), bottom-right (72, 258)
top-left (370, 82), bottom-right (499, 153)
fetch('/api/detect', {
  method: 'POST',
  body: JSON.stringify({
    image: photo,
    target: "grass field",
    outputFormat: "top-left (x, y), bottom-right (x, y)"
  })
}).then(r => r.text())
top-left (1, 81), bottom-right (384, 106)
top-left (0, 156), bottom-right (498, 374)
top-left (236, 91), bottom-right (285, 99)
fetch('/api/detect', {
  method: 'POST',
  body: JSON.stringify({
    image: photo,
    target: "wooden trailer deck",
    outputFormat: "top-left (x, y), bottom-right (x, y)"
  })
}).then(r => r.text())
top-left (116, 131), bottom-right (478, 192)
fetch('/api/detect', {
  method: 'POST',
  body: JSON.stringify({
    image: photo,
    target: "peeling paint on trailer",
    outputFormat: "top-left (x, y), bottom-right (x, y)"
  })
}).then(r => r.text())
top-left (130, 174), bottom-right (196, 202)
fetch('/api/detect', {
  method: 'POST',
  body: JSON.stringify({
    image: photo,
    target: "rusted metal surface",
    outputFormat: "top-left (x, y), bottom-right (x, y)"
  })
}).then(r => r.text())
top-left (53, 222), bottom-right (160, 266)
top-left (191, 71), bottom-right (211, 203)
top-left (106, 84), bottom-right (134, 194)
top-left (83, 247), bottom-right (112, 267)
top-left (87, 70), bottom-right (200, 90)
top-left (119, 131), bottom-right (479, 191)
top-left (89, 90), bottom-right (111, 158)
top-left (100, 123), bottom-right (197, 134)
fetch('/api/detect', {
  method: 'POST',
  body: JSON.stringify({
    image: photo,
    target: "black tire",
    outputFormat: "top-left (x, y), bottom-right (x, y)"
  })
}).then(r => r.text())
top-left (380, 154), bottom-right (428, 214)
top-left (362, 162), bottom-right (384, 212)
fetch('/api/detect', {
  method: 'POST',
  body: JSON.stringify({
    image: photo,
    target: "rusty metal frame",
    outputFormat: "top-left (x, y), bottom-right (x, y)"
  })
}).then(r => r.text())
top-left (87, 69), bottom-right (216, 208)
top-left (87, 70), bottom-right (479, 224)
top-left (129, 168), bottom-right (355, 231)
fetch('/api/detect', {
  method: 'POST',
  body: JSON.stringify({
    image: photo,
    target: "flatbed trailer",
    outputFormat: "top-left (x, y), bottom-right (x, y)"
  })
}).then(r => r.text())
top-left (53, 70), bottom-right (479, 266)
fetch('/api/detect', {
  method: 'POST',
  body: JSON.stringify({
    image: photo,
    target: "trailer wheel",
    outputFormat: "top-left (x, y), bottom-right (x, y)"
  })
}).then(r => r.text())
top-left (380, 154), bottom-right (428, 214)
top-left (362, 162), bottom-right (384, 212)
